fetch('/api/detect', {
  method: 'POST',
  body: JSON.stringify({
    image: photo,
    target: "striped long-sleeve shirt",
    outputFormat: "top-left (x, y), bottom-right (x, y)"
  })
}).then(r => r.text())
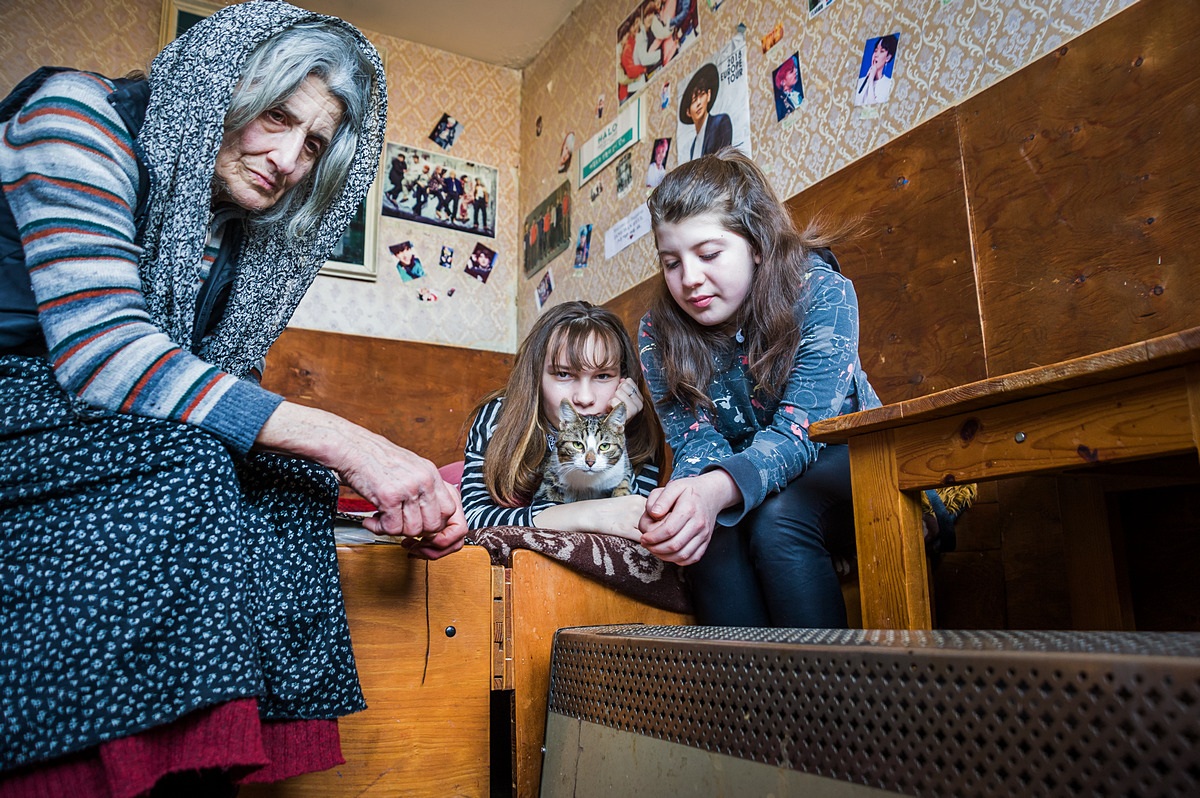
top-left (0, 71), bottom-right (281, 453)
top-left (462, 396), bottom-right (662, 529)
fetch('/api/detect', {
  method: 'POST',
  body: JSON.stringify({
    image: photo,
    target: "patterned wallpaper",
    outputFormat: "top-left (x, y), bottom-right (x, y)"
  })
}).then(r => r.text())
top-left (0, 0), bottom-right (1143, 353)
top-left (286, 29), bottom-right (522, 353)
top-left (516, 0), bottom-right (1141, 338)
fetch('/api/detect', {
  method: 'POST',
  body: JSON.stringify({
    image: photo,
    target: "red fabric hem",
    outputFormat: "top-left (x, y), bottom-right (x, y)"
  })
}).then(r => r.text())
top-left (0, 700), bottom-right (343, 798)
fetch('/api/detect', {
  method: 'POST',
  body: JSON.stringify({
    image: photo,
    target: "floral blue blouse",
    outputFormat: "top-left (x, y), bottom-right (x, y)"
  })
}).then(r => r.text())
top-left (638, 257), bottom-right (881, 524)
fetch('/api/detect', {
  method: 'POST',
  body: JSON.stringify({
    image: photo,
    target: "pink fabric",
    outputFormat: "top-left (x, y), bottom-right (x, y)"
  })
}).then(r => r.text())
top-left (0, 700), bottom-right (342, 798)
top-left (438, 460), bottom-right (465, 490)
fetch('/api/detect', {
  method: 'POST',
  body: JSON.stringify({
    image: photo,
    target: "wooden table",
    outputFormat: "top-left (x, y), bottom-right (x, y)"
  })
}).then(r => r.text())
top-left (810, 327), bottom-right (1200, 630)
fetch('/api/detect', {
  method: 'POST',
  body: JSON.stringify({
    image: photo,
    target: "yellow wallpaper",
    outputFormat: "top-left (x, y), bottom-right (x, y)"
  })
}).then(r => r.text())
top-left (516, 0), bottom-right (1141, 337)
top-left (0, 0), bottom-right (162, 82)
top-left (0, 0), bottom-right (1145, 354)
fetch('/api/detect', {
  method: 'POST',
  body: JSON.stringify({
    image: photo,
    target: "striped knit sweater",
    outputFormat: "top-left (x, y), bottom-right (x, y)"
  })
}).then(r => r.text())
top-left (0, 71), bottom-right (282, 453)
top-left (462, 396), bottom-right (662, 529)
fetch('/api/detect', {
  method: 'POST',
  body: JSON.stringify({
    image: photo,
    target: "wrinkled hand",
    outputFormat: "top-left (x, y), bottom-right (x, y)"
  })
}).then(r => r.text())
top-left (638, 471), bottom-right (739, 566)
top-left (340, 435), bottom-right (460, 541)
top-left (256, 402), bottom-right (465, 550)
top-left (609, 377), bottom-right (645, 421)
top-left (395, 495), bottom-right (468, 559)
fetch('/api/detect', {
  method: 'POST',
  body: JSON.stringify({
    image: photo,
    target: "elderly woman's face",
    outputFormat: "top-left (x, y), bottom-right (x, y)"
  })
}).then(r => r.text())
top-left (214, 75), bottom-right (343, 212)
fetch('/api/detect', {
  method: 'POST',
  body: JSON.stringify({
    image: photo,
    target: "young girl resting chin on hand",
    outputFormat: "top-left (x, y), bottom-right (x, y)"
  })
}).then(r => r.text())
top-left (462, 301), bottom-right (665, 539)
top-left (636, 147), bottom-right (883, 628)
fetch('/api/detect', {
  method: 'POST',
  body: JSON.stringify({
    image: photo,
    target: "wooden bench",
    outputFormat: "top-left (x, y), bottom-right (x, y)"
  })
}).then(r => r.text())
top-left (243, 545), bottom-right (688, 798)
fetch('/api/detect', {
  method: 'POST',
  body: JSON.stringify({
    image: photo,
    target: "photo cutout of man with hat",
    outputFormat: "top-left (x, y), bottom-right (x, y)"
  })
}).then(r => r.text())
top-left (680, 62), bottom-right (732, 160)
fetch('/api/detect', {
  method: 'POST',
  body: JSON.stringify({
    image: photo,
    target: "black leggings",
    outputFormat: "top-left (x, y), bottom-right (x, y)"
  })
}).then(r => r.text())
top-left (686, 444), bottom-right (855, 628)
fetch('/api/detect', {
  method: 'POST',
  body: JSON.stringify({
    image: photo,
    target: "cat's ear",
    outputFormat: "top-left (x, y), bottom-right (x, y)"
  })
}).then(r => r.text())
top-left (559, 399), bottom-right (577, 423)
top-left (605, 400), bottom-right (627, 431)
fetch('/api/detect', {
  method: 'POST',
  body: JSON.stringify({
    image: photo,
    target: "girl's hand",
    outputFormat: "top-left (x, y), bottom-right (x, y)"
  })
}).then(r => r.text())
top-left (610, 377), bottom-right (644, 421)
top-left (534, 493), bottom-right (647, 540)
top-left (638, 471), bottom-right (740, 566)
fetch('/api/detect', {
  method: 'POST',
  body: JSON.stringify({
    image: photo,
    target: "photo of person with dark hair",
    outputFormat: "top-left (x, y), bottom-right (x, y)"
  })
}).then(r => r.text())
top-left (615, 0), bottom-right (702, 108)
top-left (680, 62), bottom-right (731, 160)
top-left (772, 52), bottom-right (804, 122)
top-left (854, 33), bottom-right (899, 107)
top-left (380, 142), bottom-right (498, 238)
top-left (465, 243), bottom-right (497, 284)
top-left (390, 240), bottom-right (425, 282)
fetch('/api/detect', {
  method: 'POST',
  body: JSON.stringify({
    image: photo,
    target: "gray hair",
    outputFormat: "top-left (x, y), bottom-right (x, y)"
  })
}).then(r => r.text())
top-left (223, 21), bottom-right (376, 237)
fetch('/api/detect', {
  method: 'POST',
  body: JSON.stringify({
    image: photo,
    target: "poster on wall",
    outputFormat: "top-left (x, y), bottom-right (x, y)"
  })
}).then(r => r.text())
top-left (380, 142), bottom-right (498, 239)
top-left (523, 181), bottom-right (572, 277)
top-left (466, 243), bottom-right (498, 284)
top-left (676, 33), bottom-right (751, 164)
top-left (604, 202), bottom-right (652, 260)
top-left (579, 96), bottom-right (643, 186)
top-left (853, 33), bottom-right (900, 108)
top-left (574, 224), bottom-right (594, 269)
top-left (646, 137), bottom-right (671, 188)
top-left (772, 52), bottom-right (804, 125)
top-left (616, 0), bottom-right (701, 107)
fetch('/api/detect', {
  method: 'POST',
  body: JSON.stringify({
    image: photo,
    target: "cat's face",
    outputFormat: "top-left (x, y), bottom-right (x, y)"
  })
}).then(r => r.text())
top-left (540, 336), bottom-right (623, 426)
top-left (554, 400), bottom-right (628, 472)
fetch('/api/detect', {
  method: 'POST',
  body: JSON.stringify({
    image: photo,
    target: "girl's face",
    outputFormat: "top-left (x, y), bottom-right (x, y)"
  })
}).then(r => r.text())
top-left (655, 213), bottom-right (758, 329)
top-left (540, 333), bottom-right (622, 425)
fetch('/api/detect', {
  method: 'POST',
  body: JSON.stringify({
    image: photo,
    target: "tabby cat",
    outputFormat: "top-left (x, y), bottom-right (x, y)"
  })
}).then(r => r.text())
top-left (534, 400), bottom-right (634, 503)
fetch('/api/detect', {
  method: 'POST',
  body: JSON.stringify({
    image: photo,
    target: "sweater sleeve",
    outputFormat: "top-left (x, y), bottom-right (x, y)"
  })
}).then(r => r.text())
top-left (715, 266), bottom-right (865, 522)
top-left (0, 71), bottom-right (281, 453)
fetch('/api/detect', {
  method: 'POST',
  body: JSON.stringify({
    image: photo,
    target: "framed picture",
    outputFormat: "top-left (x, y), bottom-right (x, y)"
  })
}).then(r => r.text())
top-left (321, 175), bottom-right (381, 281)
top-left (522, 181), bottom-right (571, 278)
top-left (380, 142), bottom-right (498, 239)
top-left (159, 0), bottom-right (223, 49)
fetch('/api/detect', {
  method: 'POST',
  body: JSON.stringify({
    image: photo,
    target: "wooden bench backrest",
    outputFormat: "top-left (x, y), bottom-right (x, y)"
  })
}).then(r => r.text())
top-left (263, 327), bottom-right (513, 468)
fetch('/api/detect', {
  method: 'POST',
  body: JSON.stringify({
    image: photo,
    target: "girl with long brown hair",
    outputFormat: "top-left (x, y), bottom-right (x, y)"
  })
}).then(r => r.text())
top-left (462, 301), bottom-right (664, 537)
top-left (636, 147), bottom-right (881, 627)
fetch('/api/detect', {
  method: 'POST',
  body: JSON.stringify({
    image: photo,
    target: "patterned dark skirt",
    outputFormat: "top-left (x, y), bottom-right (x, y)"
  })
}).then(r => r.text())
top-left (0, 355), bottom-right (364, 771)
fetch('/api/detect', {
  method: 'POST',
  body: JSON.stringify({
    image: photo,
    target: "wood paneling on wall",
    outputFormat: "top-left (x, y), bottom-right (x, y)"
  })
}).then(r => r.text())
top-left (958, 0), bottom-right (1200, 376)
top-left (263, 328), bottom-right (512, 469)
top-left (787, 109), bottom-right (985, 403)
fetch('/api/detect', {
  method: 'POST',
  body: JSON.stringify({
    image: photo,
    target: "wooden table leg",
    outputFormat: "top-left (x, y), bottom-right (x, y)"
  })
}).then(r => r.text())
top-left (1057, 477), bottom-right (1135, 631)
top-left (847, 430), bottom-right (932, 629)
top-left (1187, 364), bottom-right (1200, 460)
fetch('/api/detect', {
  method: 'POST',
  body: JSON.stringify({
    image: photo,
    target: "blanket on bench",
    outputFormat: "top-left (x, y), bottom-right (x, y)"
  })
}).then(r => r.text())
top-left (467, 527), bottom-right (692, 614)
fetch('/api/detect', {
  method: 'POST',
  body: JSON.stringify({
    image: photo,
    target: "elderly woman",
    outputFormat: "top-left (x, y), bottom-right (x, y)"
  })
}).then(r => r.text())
top-left (0, 1), bottom-right (464, 794)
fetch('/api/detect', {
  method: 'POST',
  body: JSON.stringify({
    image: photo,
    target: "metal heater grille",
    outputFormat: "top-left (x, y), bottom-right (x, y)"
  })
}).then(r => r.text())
top-left (547, 627), bottom-right (1200, 797)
